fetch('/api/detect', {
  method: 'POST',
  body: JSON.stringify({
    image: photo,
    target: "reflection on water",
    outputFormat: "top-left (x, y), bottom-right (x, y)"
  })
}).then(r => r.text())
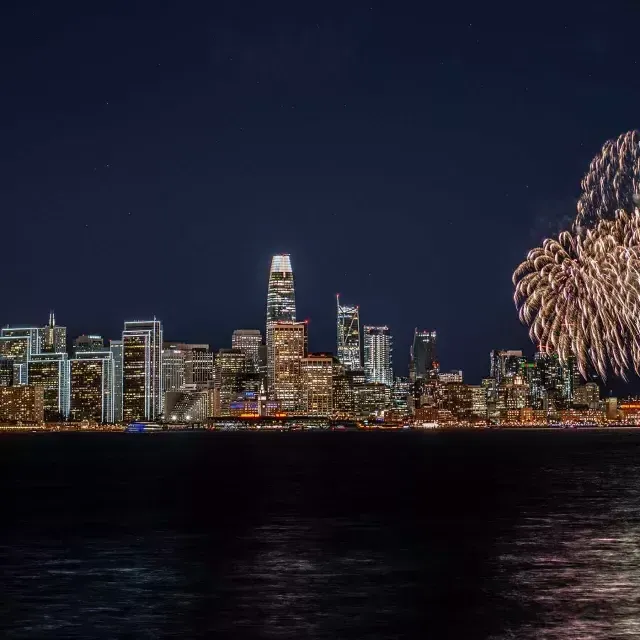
top-left (2, 431), bottom-right (640, 638)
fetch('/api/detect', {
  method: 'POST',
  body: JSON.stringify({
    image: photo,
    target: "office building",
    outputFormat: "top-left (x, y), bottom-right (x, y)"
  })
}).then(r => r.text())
top-left (73, 335), bottom-right (105, 354)
top-left (0, 358), bottom-right (13, 386)
top-left (69, 352), bottom-right (114, 423)
top-left (28, 353), bottom-right (70, 420)
top-left (166, 389), bottom-right (210, 423)
top-left (0, 385), bottom-right (44, 423)
top-left (336, 296), bottom-right (361, 370)
top-left (469, 385), bottom-right (488, 419)
top-left (363, 325), bottom-right (393, 386)
top-left (214, 348), bottom-right (246, 416)
top-left (40, 311), bottom-right (67, 353)
top-left (272, 321), bottom-right (308, 413)
top-left (163, 345), bottom-right (186, 393)
top-left (266, 254), bottom-right (296, 385)
top-left (573, 383), bottom-right (600, 409)
top-left (110, 340), bottom-right (123, 422)
top-left (122, 320), bottom-right (163, 422)
top-left (0, 336), bottom-right (29, 385)
top-left (490, 350), bottom-right (525, 384)
top-left (189, 347), bottom-right (215, 388)
top-left (301, 353), bottom-right (334, 416)
top-left (355, 382), bottom-right (390, 418)
top-left (232, 330), bottom-right (263, 373)
top-left (410, 329), bottom-right (437, 381)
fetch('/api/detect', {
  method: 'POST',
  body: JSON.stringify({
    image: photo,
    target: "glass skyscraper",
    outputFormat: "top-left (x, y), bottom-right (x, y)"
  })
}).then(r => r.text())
top-left (336, 295), bottom-right (361, 371)
top-left (410, 329), bottom-right (437, 381)
top-left (69, 351), bottom-right (114, 423)
top-left (363, 325), bottom-right (393, 386)
top-left (122, 319), bottom-right (163, 422)
top-left (266, 254), bottom-right (296, 386)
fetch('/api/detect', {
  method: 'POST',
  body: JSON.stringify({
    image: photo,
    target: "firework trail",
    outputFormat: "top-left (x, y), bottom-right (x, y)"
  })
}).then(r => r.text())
top-left (515, 130), bottom-right (640, 379)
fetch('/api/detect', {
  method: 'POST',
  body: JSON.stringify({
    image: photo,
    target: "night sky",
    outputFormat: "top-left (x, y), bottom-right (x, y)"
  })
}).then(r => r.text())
top-left (2, 1), bottom-right (640, 384)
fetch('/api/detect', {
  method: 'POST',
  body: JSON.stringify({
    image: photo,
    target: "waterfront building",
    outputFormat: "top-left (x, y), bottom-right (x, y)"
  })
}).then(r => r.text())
top-left (391, 376), bottom-right (412, 415)
top-left (189, 347), bottom-right (215, 388)
top-left (410, 329), bottom-right (437, 381)
top-left (69, 351), bottom-right (114, 422)
top-left (336, 296), bottom-right (361, 370)
top-left (73, 335), bottom-right (105, 354)
top-left (0, 385), bottom-right (44, 423)
top-left (28, 353), bottom-right (70, 420)
top-left (272, 321), bottom-right (308, 413)
top-left (110, 340), bottom-right (123, 422)
top-left (214, 348), bottom-right (246, 416)
top-left (266, 254), bottom-right (296, 386)
top-left (232, 330), bottom-right (263, 373)
top-left (469, 385), bottom-right (488, 419)
top-left (301, 353), bottom-right (334, 416)
top-left (122, 320), bottom-right (163, 422)
top-left (162, 345), bottom-right (186, 393)
top-left (166, 389), bottom-right (210, 423)
top-left (363, 326), bottom-right (393, 386)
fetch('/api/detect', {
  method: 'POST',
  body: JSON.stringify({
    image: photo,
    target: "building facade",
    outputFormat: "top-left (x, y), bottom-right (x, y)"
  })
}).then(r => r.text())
top-left (266, 254), bottom-right (296, 386)
top-left (74, 335), bottom-right (105, 354)
top-left (363, 325), bottom-right (393, 386)
top-left (28, 353), bottom-right (70, 420)
top-left (410, 329), bottom-right (437, 381)
top-left (122, 320), bottom-right (163, 422)
top-left (0, 385), bottom-right (44, 423)
top-left (110, 340), bottom-right (123, 422)
top-left (69, 352), bottom-right (114, 423)
top-left (214, 348), bottom-right (246, 416)
top-left (336, 295), bottom-right (361, 371)
top-left (272, 321), bottom-right (308, 413)
top-left (301, 353), bottom-right (334, 416)
top-left (232, 330), bottom-right (263, 374)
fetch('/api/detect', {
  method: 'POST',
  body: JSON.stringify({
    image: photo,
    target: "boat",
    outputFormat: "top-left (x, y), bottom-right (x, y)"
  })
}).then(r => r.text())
top-left (125, 422), bottom-right (164, 433)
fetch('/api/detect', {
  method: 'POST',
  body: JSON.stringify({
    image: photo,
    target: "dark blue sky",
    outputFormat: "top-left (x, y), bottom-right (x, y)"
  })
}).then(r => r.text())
top-left (2, 1), bottom-right (640, 383)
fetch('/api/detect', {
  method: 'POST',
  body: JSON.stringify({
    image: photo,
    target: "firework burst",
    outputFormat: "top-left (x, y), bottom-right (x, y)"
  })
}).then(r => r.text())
top-left (514, 210), bottom-right (640, 380)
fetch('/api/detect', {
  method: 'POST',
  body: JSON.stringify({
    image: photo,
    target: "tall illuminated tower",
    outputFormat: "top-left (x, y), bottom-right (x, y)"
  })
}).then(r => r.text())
top-left (122, 320), bottom-right (163, 422)
top-left (410, 329), bottom-right (438, 381)
top-left (336, 295), bottom-right (361, 370)
top-left (363, 326), bottom-right (393, 386)
top-left (272, 321), bottom-right (308, 413)
top-left (266, 254), bottom-right (296, 386)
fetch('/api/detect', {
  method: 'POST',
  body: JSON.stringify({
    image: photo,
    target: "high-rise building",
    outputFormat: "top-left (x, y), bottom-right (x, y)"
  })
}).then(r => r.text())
top-left (355, 382), bottom-right (390, 418)
top-left (410, 330), bottom-right (437, 381)
top-left (301, 353), bottom-right (334, 416)
top-left (0, 385), bottom-right (44, 423)
top-left (73, 335), bottom-right (105, 354)
top-left (214, 348), bottom-right (246, 416)
top-left (490, 350), bottom-right (524, 384)
top-left (363, 325), bottom-right (393, 386)
top-left (573, 382), bottom-right (600, 408)
top-left (189, 347), bottom-right (215, 388)
top-left (40, 311), bottom-right (67, 353)
top-left (110, 340), bottom-right (123, 422)
top-left (469, 385), bottom-right (488, 419)
top-left (232, 330), bottom-right (263, 373)
top-left (163, 345), bottom-right (187, 393)
top-left (266, 254), bottom-right (296, 386)
top-left (122, 320), bottom-right (163, 422)
top-left (28, 353), bottom-right (70, 420)
top-left (69, 352), bottom-right (114, 423)
top-left (336, 295), bottom-right (361, 371)
top-left (272, 321), bottom-right (308, 413)
top-left (0, 358), bottom-right (13, 386)
top-left (0, 335), bottom-right (31, 385)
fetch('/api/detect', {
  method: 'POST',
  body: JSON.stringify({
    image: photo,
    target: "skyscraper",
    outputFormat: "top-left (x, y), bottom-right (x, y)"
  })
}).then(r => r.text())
top-left (40, 311), bottom-right (66, 353)
top-left (272, 321), bottom-right (308, 413)
top-left (301, 353), bottom-right (334, 416)
top-left (122, 320), bottom-right (163, 422)
top-left (410, 329), bottom-right (437, 381)
top-left (266, 254), bottom-right (296, 386)
top-left (69, 351), bottom-right (114, 423)
top-left (214, 348), bottom-right (246, 416)
top-left (28, 353), bottom-right (70, 420)
top-left (336, 295), bottom-right (361, 370)
top-left (363, 325), bottom-right (393, 386)
top-left (232, 330), bottom-right (263, 373)
top-left (490, 350), bottom-right (525, 384)
top-left (110, 339), bottom-right (123, 422)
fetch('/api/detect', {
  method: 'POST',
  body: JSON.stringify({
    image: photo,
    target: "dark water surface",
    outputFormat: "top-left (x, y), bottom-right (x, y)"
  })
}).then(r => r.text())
top-left (2, 430), bottom-right (640, 639)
